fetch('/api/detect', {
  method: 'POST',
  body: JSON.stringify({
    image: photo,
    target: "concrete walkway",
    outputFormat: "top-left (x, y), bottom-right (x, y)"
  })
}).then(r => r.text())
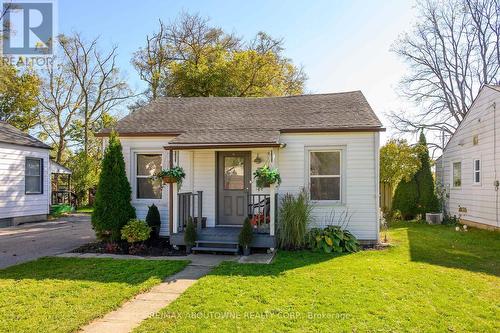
top-left (0, 214), bottom-right (95, 269)
top-left (76, 254), bottom-right (237, 333)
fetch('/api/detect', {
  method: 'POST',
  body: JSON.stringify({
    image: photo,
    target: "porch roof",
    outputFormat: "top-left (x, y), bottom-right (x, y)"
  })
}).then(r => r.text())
top-left (164, 129), bottom-right (281, 149)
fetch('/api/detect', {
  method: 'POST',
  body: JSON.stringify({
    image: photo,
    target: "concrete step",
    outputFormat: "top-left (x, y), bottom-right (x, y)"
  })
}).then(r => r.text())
top-left (195, 240), bottom-right (239, 245)
top-left (192, 246), bottom-right (239, 253)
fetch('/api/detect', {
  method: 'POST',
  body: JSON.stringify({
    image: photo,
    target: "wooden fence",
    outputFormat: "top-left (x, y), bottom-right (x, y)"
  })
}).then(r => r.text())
top-left (379, 182), bottom-right (393, 212)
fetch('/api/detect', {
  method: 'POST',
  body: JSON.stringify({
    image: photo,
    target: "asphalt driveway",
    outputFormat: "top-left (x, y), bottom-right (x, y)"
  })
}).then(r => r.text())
top-left (0, 214), bottom-right (95, 269)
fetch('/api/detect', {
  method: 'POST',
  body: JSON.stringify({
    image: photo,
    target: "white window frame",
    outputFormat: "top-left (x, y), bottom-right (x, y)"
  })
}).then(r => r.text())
top-left (307, 149), bottom-right (342, 203)
top-left (473, 158), bottom-right (481, 185)
top-left (452, 161), bottom-right (462, 188)
top-left (133, 151), bottom-right (165, 202)
top-left (25, 157), bottom-right (43, 195)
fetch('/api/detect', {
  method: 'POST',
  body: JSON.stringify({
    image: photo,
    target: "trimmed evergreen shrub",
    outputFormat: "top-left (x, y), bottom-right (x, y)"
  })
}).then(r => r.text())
top-left (91, 131), bottom-right (136, 241)
top-left (146, 204), bottom-right (161, 239)
top-left (414, 132), bottom-right (440, 214)
top-left (392, 177), bottom-right (419, 220)
top-left (184, 217), bottom-right (197, 248)
top-left (238, 217), bottom-right (253, 248)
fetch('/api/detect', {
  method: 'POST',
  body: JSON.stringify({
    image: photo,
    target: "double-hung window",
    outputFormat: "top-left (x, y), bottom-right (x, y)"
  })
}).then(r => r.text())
top-left (452, 162), bottom-right (462, 188)
top-left (473, 159), bottom-right (481, 184)
top-left (25, 157), bottom-right (43, 194)
top-left (309, 150), bottom-right (341, 201)
top-left (136, 154), bottom-right (162, 199)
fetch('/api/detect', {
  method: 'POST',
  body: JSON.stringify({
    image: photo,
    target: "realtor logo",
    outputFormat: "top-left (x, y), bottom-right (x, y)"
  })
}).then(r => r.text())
top-left (1, 1), bottom-right (55, 55)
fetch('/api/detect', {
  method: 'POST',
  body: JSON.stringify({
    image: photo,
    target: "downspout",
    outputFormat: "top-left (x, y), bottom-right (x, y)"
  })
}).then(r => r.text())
top-left (374, 132), bottom-right (380, 243)
top-left (493, 102), bottom-right (499, 227)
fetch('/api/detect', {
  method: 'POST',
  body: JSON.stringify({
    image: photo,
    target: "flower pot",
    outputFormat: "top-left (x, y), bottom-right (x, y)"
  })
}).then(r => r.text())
top-left (185, 245), bottom-right (192, 254)
top-left (162, 176), bottom-right (177, 184)
top-left (242, 246), bottom-right (251, 256)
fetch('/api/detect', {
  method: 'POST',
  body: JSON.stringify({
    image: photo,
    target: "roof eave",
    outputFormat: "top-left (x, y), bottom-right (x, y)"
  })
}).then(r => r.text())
top-left (0, 140), bottom-right (51, 150)
top-left (164, 142), bottom-right (284, 150)
top-left (279, 127), bottom-right (385, 133)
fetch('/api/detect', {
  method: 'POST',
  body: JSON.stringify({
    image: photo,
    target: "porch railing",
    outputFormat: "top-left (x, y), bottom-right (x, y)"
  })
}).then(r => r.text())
top-left (247, 193), bottom-right (278, 234)
top-left (177, 191), bottom-right (203, 233)
top-left (51, 190), bottom-right (77, 207)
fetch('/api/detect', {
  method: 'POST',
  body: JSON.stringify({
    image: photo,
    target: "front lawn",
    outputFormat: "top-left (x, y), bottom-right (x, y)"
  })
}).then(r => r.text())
top-left (0, 257), bottom-right (188, 333)
top-left (136, 222), bottom-right (500, 332)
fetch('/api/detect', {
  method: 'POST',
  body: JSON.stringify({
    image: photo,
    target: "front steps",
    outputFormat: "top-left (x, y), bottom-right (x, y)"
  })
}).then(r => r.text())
top-left (192, 240), bottom-right (239, 254)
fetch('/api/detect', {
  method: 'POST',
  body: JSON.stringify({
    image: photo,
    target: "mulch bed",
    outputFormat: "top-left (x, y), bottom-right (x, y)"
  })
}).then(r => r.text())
top-left (72, 238), bottom-right (186, 256)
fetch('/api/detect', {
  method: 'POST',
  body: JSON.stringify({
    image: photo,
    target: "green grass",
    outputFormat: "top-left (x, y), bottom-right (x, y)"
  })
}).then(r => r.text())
top-left (136, 222), bottom-right (500, 332)
top-left (0, 257), bottom-right (188, 333)
top-left (76, 205), bottom-right (94, 213)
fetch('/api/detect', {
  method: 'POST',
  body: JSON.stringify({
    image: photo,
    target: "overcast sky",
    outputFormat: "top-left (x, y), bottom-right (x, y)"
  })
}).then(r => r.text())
top-left (57, 0), bottom-right (419, 142)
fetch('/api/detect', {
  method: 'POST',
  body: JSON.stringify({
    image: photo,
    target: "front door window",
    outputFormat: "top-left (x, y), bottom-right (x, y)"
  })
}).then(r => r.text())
top-left (224, 157), bottom-right (245, 190)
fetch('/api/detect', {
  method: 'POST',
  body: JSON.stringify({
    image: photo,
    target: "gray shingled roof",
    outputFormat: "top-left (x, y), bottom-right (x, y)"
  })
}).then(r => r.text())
top-left (101, 91), bottom-right (383, 144)
top-left (487, 84), bottom-right (500, 92)
top-left (0, 121), bottom-right (51, 149)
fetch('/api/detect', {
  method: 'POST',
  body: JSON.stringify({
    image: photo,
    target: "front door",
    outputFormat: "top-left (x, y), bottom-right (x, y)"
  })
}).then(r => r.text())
top-left (217, 151), bottom-right (251, 226)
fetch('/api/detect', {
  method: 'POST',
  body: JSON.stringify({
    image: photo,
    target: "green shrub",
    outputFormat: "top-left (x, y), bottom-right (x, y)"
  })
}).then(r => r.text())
top-left (92, 131), bottom-right (136, 241)
top-left (238, 217), bottom-right (253, 247)
top-left (392, 177), bottom-right (419, 220)
top-left (253, 165), bottom-right (281, 190)
top-left (146, 204), bottom-right (161, 239)
top-left (306, 226), bottom-right (360, 253)
top-left (121, 219), bottom-right (151, 243)
top-left (414, 132), bottom-right (440, 214)
top-left (277, 190), bottom-right (313, 250)
top-left (184, 217), bottom-right (197, 247)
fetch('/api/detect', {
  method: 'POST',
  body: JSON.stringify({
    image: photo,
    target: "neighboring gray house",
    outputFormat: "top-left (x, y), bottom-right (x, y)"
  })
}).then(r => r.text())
top-left (436, 85), bottom-right (500, 230)
top-left (0, 121), bottom-right (51, 226)
top-left (98, 91), bottom-right (384, 251)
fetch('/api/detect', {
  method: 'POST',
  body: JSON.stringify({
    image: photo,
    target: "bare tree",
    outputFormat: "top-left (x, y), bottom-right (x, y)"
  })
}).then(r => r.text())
top-left (37, 55), bottom-right (83, 163)
top-left (58, 33), bottom-right (132, 154)
top-left (131, 20), bottom-right (170, 100)
top-left (391, 0), bottom-right (500, 149)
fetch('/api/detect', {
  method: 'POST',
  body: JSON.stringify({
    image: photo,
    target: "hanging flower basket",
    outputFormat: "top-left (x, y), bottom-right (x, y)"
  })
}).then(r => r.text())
top-left (154, 166), bottom-right (186, 188)
top-left (161, 175), bottom-right (178, 184)
top-left (253, 165), bottom-right (281, 190)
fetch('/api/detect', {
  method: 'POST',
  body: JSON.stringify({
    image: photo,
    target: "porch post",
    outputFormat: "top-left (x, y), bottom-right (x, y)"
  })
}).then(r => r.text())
top-left (172, 182), bottom-right (178, 234)
top-left (168, 149), bottom-right (174, 235)
top-left (269, 183), bottom-right (276, 236)
top-left (269, 147), bottom-right (279, 236)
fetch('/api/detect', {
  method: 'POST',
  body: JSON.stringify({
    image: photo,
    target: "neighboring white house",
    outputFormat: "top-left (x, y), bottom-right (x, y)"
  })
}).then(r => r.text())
top-left (0, 121), bottom-right (51, 227)
top-left (98, 91), bottom-right (384, 249)
top-left (436, 85), bottom-right (500, 230)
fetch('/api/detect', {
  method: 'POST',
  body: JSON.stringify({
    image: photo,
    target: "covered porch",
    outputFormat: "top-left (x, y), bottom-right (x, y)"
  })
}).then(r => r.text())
top-left (165, 142), bottom-right (282, 251)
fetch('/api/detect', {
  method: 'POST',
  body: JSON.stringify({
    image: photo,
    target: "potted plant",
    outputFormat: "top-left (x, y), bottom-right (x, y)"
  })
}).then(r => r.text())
top-left (253, 165), bottom-right (281, 190)
top-left (238, 217), bottom-right (253, 256)
top-left (156, 166), bottom-right (186, 187)
top-left (184, 217), bottom-right (196, 254)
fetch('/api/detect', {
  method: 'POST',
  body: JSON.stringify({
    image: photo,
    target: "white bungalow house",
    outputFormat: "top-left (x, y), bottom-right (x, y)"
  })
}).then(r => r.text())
top-left (97, 91), bottom-right (384, 251)
top-left (0, 121), bottom-right (51, 227)
top-left (436, 85), bottom-right (500, 230)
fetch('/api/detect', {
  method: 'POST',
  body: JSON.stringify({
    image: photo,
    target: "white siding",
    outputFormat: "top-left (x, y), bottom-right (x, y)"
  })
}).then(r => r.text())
top-left (121, 133), bottom-right (380, 240)
top-left (120, 137), bottom-right (174, 236)
top-left (439, 86), bottom-right (500, 228)
top-left (0, 143), bottom-right (50, 219)
top-left (278, 132), bottom-right (379, 241)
